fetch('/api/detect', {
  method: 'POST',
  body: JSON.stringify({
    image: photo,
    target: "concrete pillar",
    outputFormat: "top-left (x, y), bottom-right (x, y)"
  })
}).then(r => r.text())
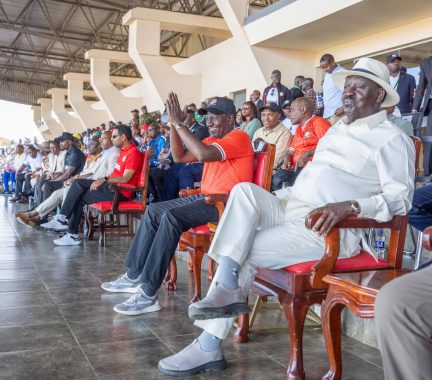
top-left (47, 88), bottom-right (86, 133)
top-left (31, 105), bottom-right (51, 141)
top-left (37, 98), bottom-right (66, 138)
top-left (85, 50), bottom-right (143, 122)
top-left (123, 8), bottom-right (230, 109)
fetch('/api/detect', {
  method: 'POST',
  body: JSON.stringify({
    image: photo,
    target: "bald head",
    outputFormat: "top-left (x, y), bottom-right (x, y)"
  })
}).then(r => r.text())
top-left (100, 130), bottom-right (113, 150)
top-left (289, 97), bottom-right (314, 125)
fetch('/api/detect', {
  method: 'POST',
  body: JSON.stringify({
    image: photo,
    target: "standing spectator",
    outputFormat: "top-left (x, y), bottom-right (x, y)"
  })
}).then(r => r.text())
top-left (2, 145), bottom-right (25, 194)
top-left (301, 78), bottom-right (319, 115)
top-left (319, 54), bottom-right (345, 122)
top-left (386, 54), bottom-right (416, 114)
top-left (252, 102), bottom-right (291, 170)
top-left (131, 109), bottom-right (140, 126)
top-left (263, 69), bottom-right (293, 116)
top-left (291, 75), bottom-right (305, 100)
top-left (139, 105), bottom-right (148, 126)
top-left (249, 90), bottom-right (263, 110)
top-left (281, 100), bottom-right (297, 135)
top-left (413, 55), bottom-right (432, 174)
top-left (239, 101), bottom-right (261, 140)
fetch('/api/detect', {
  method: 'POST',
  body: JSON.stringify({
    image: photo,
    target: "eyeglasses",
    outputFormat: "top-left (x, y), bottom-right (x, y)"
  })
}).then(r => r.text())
top-left (111, 134), bottom-right (119, 139)
top-left (100, 137), bottom-right (110, 140)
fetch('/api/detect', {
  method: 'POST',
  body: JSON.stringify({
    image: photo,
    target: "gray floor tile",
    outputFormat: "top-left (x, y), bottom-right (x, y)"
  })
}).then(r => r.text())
top-left (0, 347), bottom-right (96, 380)
top-left (0, 268), bottom-right (40, 280)
top-left (0, 290), bottom-right (54, 308)
top-left (0, 304), bottom-right (64, 327)
top-left (0, 278), bottom-right (47, 293)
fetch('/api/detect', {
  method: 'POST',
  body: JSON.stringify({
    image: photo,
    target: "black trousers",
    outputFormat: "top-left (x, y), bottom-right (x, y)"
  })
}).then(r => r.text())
top-left (124, 195), bottom-right (219, 296)
top-left (148, 167), bottom-right (167, 202)
top-left (271, 167), bottom-right (303, 191)
top-left (60, 179), bottom-right (127, 234)
top-left (42, 180), bottom-right (63, 202)
top-left (14, 173), bottom-right (32, 197)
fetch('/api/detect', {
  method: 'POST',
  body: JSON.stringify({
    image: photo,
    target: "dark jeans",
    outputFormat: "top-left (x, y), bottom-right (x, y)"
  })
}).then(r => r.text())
top-left (15, 173), bottom-right (32, 197)
top-left (42, 180), bottom-right (63, 202)
top-left (409, 184), bottom-right (432, 232)
top-left (124, 194), bottom-right (218, 296)
top-left (161, 163), bottom-right (204, 201)
top-left (2, 172), bottom-right (15, 192)
top-left (271, 167), bottom-right (303, 191)
top-left (60, 179), bottom-right (127, 234)
top-left (148, 167), bottom-right (167, 202)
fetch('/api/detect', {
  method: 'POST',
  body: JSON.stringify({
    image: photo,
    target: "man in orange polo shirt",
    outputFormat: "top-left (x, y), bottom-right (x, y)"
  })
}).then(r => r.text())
top-left (272, 97), bottom-right (331, 190)
top-left (101, 94), bottom-right (254, 316)
top-left (47, 125), bottom-right (142, 246)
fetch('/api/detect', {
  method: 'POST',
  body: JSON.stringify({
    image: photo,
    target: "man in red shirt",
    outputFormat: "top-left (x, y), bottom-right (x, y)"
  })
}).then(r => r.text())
top-left (101, 94), bottom-right (254, 316)
top-left (48, 125), bottom-right (142, 246)
top-left (272, 97), bottom-right (331, 190)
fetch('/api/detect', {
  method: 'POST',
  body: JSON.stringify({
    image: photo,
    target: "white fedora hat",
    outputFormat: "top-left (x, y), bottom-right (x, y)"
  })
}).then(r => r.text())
top-left (332, 57), bottom-right (400, 107)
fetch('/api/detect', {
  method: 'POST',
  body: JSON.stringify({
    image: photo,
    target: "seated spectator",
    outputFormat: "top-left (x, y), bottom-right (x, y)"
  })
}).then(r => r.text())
top-left (10, 145), bottom-right (42, 203)
top-left (147, 122), bottom-right (167, 168)
top-left (385, 106), bottom-right (414, 136)
top-left (132, 126), bottom-right (143, 145)
top-left (252, 102), bottom-right (291, 170)
top-left (16, 132), bottom-right (119, 229)
top-left (2, 147), bottom-right (19, 194)
top-left (234, 108), bottom-right (242, 128)
top-left (301, 78), bottom-right (319, 115)
top-left (45, 125), bottom-right (141, 246)
top-left (263, 69), bottom-right (292, 116)
top-left (272, 97), bottom-right (331, 190)
top-left (187, 107), bottom-right (209, 140)
top-left (41, 132), bottom-right (86, 203)
top-left (100, 94), bottom-right (254, 316)
top-left (375, 261), bottom-right (432, 380)
top-left (291, 75), bottom-right (305, 100)
top-left (239, 101), bottom-right (261, 139)
top-left (158, 57), bottom-right (414, 377)
top-left (7, 144), bottom-right (26, 199)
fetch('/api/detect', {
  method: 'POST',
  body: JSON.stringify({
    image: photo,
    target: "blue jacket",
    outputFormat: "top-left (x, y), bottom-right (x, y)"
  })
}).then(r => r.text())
top-left (148, 134), bottom-right (167, 167)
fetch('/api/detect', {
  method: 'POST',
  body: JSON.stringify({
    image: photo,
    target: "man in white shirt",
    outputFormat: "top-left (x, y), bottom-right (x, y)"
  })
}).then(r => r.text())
top-left (11, 145), bottom-right (42, 203)
top-left (320, 54), bottom-right (345, 121)
top-left (158, 57), bottom-right (414, 376)
top-left (16, 131), bottom-right (119, 229)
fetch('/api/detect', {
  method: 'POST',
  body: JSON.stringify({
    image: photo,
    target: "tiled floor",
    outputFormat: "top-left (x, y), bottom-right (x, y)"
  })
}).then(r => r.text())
top-left (0, 196), bottom-right (385, 379)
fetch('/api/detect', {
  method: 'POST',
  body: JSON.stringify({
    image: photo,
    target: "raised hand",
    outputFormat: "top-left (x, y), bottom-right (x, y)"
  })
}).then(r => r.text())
top-left (166, 92), bottom-right (186, 126)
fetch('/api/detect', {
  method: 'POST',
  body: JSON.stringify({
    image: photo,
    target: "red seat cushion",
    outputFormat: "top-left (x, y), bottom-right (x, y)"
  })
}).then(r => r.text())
top-left (188, 224), bottom-right (211, 235)
top-left (283, 251), bottom-right (390, 274)
top-left (89, 201), bottom-right (144, 212)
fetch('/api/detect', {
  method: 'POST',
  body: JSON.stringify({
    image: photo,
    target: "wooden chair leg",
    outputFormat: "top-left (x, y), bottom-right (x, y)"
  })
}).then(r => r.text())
top-left (281, 295), bottom-right (310, 380)
top-left (188, 255), bottom-right (194, 272)
top-left (98, 214), bottom-right (106, 247)
top-left (87, 210), bottom-right (95, 240)
top-left (189, 247), bottom-right (205, 303)
top-left (165, 256), bottom-right (177, 291)
top-left (207, 257), bottom-right (216, 281)
top-left (321, 293), bottom-right (345, 380)
top-left (127, 214), bottom-right (134, 237)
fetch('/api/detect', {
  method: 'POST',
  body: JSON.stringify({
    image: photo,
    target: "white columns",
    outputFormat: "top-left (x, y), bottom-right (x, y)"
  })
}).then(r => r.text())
top-left (37, 98), bottom-right (66, 138)
top-left (48, 88), bottom-right (86, 133)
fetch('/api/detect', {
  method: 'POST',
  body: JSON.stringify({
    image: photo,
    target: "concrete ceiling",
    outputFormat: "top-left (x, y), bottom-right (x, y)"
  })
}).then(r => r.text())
top-left (257, 0), bottom-right (432, 52)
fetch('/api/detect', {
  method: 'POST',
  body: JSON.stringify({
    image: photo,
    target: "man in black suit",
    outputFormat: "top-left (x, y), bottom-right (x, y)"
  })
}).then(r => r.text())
top-left (386, 54), bottom-right (416, 114)
top-left (413, 54), bottom-right (432, 174)
top-left (262, 69), bottom-right (292, 118)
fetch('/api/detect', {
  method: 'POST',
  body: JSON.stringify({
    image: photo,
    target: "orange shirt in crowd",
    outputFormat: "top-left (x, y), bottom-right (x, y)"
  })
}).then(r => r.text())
top-left (200, 129), bottom-right (254, 195)
top-left (109, 142), bottom-right (142, 198)
top-left (291, 116), bottom-right (331, 165)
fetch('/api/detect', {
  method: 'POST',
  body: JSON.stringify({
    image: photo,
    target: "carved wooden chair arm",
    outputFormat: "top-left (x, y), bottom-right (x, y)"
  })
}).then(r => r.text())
top-left (179, 188), bottom-right (201, 197)
top-left (304, 212), bottom-right (407, 288)
top-left (204, 193), bottom-right (229, 222)
top-left (422, 226), bottom-right (432, 251)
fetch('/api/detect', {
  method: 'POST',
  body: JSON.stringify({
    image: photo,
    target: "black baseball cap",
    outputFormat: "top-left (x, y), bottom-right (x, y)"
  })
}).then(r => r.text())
top-left (259, 102), bottom-right (280, 113)
top-left (131, 109), bottom-right (139, 113)
top-left (58, 132), bottom-right (75, 142)
top-left (198, 97), bottom-right (236, 116)
top-left (281, 100), bottom-right (291, 109)
top-left (386, 54), bottom-right (402, 64)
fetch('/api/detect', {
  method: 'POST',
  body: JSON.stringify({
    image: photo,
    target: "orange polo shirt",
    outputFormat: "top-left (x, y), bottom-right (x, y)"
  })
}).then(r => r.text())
top-left (291, 116), bottom-right (331, 165)
top-left (200, 129), bottom-right (254, 195)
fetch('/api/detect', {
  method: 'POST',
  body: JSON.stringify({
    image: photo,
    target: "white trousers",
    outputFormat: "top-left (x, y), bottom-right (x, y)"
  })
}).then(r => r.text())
top-left (195, 182), bottom-right (331, 339)
top-left (35, 186), bottom-right (70, 218)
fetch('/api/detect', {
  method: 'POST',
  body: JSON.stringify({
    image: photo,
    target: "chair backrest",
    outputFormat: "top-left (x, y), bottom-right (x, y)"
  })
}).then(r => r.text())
top-left (253, 144), bottom-right (276, 191)
top-left (138, 147), bottom-right (151, 206)
top-left (410, 136), bottom-right (421, 175)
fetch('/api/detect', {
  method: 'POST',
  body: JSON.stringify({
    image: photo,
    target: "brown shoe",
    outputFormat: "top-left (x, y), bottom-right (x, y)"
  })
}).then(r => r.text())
top-left (16, 213), bottom-right (36, 229)
top-left (16, 197), bottom-right (28, 204)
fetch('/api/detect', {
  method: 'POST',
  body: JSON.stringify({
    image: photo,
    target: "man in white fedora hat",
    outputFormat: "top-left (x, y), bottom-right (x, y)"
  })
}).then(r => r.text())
top-left (158, 58), bottom-right (415, 377)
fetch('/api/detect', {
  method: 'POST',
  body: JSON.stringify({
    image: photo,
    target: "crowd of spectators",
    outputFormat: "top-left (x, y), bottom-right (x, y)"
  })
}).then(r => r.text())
top-left (0, 51), bottom-right (430, 378)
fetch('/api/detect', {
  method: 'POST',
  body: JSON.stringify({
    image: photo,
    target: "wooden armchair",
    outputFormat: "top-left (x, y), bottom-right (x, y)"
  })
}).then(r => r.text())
top-left (86, 149), bottom-right (151, 247)
top-left (235, 212), bottom-right (408, 380)
top-left (166, 144), bottom-right (276, 302)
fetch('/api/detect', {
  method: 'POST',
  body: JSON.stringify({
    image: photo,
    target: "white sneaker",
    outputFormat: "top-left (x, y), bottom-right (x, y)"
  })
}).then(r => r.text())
top-left (113, 288), bottom-right (161, 316)
top-left (101, 273), bottom-right (142, 293)
top-left (54, 233), bottom-right (81, 246)
top-left (41, 215), bottom-right (68, 231)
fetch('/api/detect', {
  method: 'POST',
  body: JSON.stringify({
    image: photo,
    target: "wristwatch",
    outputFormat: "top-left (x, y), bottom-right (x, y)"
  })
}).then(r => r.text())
top-left (175, 122), bottom-right (186, 131)
top-left (350, 200), bottom-right (361, 215)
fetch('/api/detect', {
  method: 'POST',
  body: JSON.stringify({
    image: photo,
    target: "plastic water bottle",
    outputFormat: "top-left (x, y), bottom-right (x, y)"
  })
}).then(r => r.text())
top-left (374, 229), bottom-right (386, 258)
